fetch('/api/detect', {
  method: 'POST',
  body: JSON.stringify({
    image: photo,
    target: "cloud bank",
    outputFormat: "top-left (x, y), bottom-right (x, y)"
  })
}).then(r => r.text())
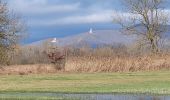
top-left (8, 0), bottom-right (170, 26)
top-left (8, 0), bottom-right (120, 26)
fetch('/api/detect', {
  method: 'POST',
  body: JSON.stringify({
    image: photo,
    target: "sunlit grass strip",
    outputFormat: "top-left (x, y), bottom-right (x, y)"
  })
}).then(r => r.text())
top-left (0, 71), bottom-right (170, 94)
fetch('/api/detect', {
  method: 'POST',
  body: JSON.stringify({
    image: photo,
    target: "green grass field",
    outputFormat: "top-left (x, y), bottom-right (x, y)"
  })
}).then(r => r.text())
top-left (0, 71), bottom-right (170, 95)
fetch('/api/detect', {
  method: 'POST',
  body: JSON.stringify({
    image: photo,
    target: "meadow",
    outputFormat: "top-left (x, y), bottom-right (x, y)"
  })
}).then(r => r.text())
top-left (0, 71), bottom-right (170, 95)
top-left (0, 45), bottom-right (170, 100)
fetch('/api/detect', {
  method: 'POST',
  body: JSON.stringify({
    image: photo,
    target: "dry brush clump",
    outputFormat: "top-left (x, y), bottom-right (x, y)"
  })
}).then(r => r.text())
top-left (5, 42), bottom-right (170, 74)
top-left (5, 42), bottom-right (67, 74)
top-left (64, 45), bottom-right (170, 72)
top-left (65, 54), bottom-right (170, 72)
top-left (0, 64), bottom-right (59, 75)
top-left (9, 46), bottom-right (50, 65)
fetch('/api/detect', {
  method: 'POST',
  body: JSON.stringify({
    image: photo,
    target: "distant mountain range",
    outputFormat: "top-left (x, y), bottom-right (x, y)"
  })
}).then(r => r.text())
top-left (28, 29), bottom-right (137, 47)
top-left (27, 27), bottom-right (170, 48)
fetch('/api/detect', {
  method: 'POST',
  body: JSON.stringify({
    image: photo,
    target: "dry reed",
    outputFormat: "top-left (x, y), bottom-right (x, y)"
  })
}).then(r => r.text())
top-left (1, 54), bottom-right (170, 75)
top-left (0, 64), bottom-right (59, 75)
top-left (65, 54), bottom-right (170, 72)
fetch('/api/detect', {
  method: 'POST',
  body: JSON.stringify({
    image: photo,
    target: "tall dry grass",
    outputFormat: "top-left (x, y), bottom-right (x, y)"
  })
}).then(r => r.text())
top-left (0, 64), bottom-right (59, 75)
top-left (65, 54), bottom-right (170, 72)
top-left (1, 53), bottom-right (170, 75)
top-left (4, 43), bottom-right (170, 74)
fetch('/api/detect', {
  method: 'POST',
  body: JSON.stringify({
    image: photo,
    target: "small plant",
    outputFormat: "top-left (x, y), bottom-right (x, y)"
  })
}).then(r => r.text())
top-left (46, 47), bottom-right (67, 70)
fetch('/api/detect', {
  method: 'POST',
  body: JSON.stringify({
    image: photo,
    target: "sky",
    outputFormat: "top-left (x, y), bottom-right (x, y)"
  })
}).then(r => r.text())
top-left (7, 0), bottom-right (170, 44)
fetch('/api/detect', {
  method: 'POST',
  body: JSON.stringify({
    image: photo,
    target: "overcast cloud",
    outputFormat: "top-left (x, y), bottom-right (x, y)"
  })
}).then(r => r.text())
top-left (8, 0), bottom-right (122, 26)
top-left (6, 0), bottom-right (170, 44)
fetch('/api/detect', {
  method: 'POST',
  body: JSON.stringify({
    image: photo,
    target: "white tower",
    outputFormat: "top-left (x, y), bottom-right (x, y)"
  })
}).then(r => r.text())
top-left (89, 28), bottom-right (93, 34)
top-left (51, 38), bottom-right (57, 43)
top-left (50, 38), bottom-right (58, 49)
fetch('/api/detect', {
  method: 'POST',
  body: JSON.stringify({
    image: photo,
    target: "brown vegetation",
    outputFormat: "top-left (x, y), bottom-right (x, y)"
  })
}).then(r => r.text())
top-left (0, 0), bottom-right (25, 65)
top-left (1, 53), bottom-right (170, 75)
top-left (1, 43), bottom-right (170, 75)
top-left (114, 0), bottom-right (168, 53)
top-left (66, 54), bottom-right (170, 72)
top-left (0, 64), bottom-right (59, 75)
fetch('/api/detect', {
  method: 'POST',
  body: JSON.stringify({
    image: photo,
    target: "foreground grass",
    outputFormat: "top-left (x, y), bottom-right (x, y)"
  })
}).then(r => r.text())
top-left (0, 97), bottom-right (64, 100)
top-left (0, 71), bottom-right (170, 95)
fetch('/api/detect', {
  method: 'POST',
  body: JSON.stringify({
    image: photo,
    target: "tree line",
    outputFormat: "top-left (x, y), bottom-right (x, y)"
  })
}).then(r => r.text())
top-left (0, 0), bottom-right (169, 66)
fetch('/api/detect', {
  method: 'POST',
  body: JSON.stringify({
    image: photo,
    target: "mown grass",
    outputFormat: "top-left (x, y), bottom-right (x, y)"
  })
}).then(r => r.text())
top-left (0, 71), bottom-right (170, 95)
top-left (0, 93), bottom-right (79, 100)
top-left (0, 97), bottom-right (64, 100)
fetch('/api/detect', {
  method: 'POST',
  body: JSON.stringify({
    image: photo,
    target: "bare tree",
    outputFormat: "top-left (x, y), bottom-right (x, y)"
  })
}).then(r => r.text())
top-left (114, 0), bottom-right (169, 53)
top-left (0, 0), bottom-right (25, 65)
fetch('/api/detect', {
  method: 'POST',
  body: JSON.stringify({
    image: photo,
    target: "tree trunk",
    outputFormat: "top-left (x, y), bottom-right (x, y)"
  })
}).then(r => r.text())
top-left (150, 39), bottom-right (158, 53)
